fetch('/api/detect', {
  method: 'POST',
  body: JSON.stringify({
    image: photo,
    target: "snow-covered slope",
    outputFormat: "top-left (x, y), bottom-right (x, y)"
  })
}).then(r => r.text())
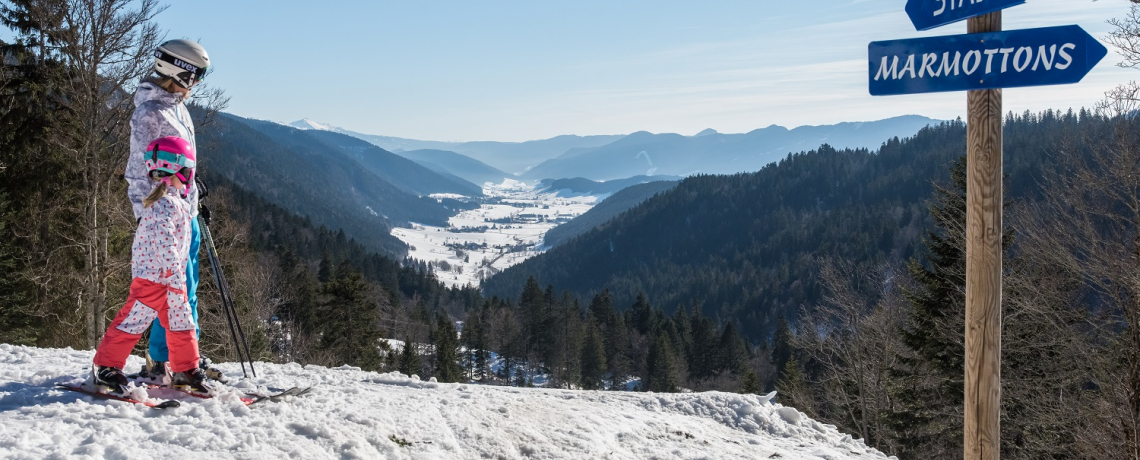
top-left (288, 117), bottom-right (336, 131)
top-left (0, 344), bottom-right (892, 459)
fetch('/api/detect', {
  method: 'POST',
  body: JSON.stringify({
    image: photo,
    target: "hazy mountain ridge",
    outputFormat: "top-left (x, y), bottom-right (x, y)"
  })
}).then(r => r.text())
top-left (538, 175), bottom-right (683, 197)
top-left (289, 116), bottom-right (938, 182)
top-left (519, 115), bottom-right (940, 181)
top-left (396, 149), bottom-right (512, 186)
top-left (288, 119), bottom-right (623, 174)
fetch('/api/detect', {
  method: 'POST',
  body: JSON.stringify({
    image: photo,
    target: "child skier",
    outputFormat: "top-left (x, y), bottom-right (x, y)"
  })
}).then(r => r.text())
top-left (125, 38), bottom-right (222, 382)
top-left (90, 136), bottom-right (215, 396)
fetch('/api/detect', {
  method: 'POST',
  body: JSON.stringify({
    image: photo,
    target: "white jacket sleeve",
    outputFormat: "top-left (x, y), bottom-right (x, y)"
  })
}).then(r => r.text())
top-left (150, 199), bottom-right (188, 292)
top-left (127, 101), bottom-right (199, 219)
top-left (127, 106), bottom-right (161, 220)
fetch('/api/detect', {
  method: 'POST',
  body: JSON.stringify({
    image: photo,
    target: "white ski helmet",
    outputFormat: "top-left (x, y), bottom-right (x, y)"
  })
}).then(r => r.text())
top-left (154, 39), bottom-right (209, 89)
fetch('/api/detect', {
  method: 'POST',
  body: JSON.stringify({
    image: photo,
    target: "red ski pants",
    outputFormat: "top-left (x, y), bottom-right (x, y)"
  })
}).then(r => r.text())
top-left (93, 278), bottom-right (199, 373)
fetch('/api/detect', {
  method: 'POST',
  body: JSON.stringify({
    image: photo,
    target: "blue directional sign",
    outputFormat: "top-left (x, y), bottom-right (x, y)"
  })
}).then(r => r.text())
top-left (869, 25), bottom-right (1107, 96)
top-left (906, 0), bottom-right (1025, 31)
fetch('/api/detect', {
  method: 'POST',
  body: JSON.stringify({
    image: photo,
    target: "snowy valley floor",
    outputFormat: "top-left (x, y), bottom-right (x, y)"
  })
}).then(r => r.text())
top-left (0, 344), bottom-right (891, 459)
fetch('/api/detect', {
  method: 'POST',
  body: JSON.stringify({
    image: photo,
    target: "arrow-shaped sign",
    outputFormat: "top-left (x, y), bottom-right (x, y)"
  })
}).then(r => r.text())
top-left (869, 25), bottom-right (1107, 96)
top-left (906, 0), bottom-right (1026, 31)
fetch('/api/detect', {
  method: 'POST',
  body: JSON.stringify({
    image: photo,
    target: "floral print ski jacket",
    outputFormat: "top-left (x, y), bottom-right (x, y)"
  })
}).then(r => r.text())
top-left (132, 186), bottom-right (193, 294)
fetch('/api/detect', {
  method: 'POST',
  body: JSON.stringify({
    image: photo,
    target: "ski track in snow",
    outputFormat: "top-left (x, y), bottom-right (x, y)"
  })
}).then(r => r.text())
top-left (0, 344), bottom-right (892, 459)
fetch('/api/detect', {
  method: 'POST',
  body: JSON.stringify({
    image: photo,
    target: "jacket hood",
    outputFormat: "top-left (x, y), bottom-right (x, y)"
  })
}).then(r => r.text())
top-left (134, 81), bottom-right (184, 108)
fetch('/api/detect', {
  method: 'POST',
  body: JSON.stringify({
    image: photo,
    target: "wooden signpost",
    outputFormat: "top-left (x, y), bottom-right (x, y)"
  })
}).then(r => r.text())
top-left (869, 3), bottom-right (1107, 459)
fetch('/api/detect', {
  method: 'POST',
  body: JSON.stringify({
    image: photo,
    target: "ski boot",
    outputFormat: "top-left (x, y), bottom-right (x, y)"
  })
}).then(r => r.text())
top-left (171, 368), bottom-right (218, 396)
top-left (88, 366), bottom-right (130, 395)
top-left (134, 360), bottom-right (169, 386)
top-left (199, 357), bottom-right (227, 383)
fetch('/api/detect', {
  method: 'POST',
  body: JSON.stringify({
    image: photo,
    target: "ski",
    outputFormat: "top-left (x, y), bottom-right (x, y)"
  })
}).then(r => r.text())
top-left (144, 383), bottom-right (313, 406)
top-left (55, 384), bottom-right (181, 409)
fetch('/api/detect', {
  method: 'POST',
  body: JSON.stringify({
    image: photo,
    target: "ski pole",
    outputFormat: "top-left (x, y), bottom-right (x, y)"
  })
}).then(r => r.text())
top-left (199, 216), bottom-right (257, 378)
top-left (201, 217), bottom-right (254, 378)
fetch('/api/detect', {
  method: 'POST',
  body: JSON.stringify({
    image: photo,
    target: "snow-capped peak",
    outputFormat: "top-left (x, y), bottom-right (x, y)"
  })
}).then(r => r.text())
top-left (289, 118), bottom-right (336, 131)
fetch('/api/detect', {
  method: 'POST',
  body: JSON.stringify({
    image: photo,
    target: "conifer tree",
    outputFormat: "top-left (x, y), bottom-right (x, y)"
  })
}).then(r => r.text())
top-left (716, 322), bottom-right (746, 374)
top-left (519, 277), bottom-right (545, 352)
top-left (646, 331), bottom-right (677, 393)
top-left (580, 315), bottom-right (608, 390)
top-left (671, 304), bottom-right (693, 363)
top-left (605, 312), bottom-right (630, 390)
top-left (461, 303), bottom-right (490, 381)
top-left (688, 309), bottom-right (718, 380)
top-left (399, 337), bottom-right (422, 378)
top-left (892, 157), bottom-right (969, 453)
top-left (318, 253), bottom-right (334, 283)
top-left (319, 261), bottom-right (383, 371)
top-left (777, 357), bottom-right (815, 417)
top-left (771, 314), bottom-right (794, 382)
top-left (432, 314), bottom-right (463, 383)
top-left (0, 192), bottom-right (34, 345)
top-left (629, 292), bottom-right (655, 336)
top-left (741, 370), bottom-right (761, 395)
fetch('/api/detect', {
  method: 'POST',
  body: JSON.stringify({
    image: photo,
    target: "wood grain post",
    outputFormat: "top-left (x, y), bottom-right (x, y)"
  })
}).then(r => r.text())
top-left (965, 11), bottom-right (1003, 460)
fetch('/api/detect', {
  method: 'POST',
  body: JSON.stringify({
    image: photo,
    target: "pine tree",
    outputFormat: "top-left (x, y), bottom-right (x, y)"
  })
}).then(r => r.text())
top-left (319, 261), bottom-right (383, 371)
top-left (580, 316), bottom-right (608, 390)
top-left (716, 322), bottom-right (746, 374)
top-left (741, 370), bottom-right (761, 395)
top-left (892, 156), bottom-right (975, 454)
top-left (605, 312), bottom-right (630, 390)
top-left (0, 2), bottom-right (74, 347)
top-left (318, 253), bottom-right (334, 283)
top-left (771, 314), bottom-right (794, 382)
top-left (646, 331), bottom-right (677, 393)
top-left (629, 292), bottom-right (654, 336)
top-left (0, 192), bottom-right (34, 345)
top-left (432, 314), bottom-right (463, 383)
top-left (688, 309), bottom-right (718, 380)
top-left (399, 337), bottom-right (422, 378)
top-left (519, 277), bottom-right (545, 351)
top-left (777, 357), bottom-right (815, 416)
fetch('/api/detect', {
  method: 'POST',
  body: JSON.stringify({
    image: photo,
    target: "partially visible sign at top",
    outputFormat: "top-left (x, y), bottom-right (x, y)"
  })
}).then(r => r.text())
top-left (906, 0), bottom-right (1026, 31)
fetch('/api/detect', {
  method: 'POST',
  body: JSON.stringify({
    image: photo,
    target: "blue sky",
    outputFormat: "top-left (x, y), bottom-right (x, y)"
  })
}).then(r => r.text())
top-left (154, 0), bottom-right (1134, 142)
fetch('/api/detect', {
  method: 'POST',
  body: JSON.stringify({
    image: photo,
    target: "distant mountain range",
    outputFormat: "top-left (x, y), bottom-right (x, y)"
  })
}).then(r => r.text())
top-left (519, 116), bottom-right (941, 181)
top-left (288, 116), bottom-right (939, 182)
top-left (288, 119), bottom-right (622, 175)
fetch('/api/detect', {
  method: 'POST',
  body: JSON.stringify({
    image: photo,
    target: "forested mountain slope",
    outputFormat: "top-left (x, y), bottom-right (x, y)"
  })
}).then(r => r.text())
top-left (196, 112), bottom-right (464, 256)
top-left (396, 149), bottom-right (511, 186)
top-left (484, 111), bottom-right (1094, 341)
top-left (543, 180), bottom-right (680, 248)
top-left (293, 131), bottom-right (483, 197)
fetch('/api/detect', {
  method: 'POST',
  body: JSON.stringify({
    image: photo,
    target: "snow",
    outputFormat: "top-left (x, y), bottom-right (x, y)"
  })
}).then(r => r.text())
top-left (289, 118), bottom-right (336, 131)
top-left (392, 179), bottom-right (598, 288)
top-left (0, 344), bottom-right (893, 459)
